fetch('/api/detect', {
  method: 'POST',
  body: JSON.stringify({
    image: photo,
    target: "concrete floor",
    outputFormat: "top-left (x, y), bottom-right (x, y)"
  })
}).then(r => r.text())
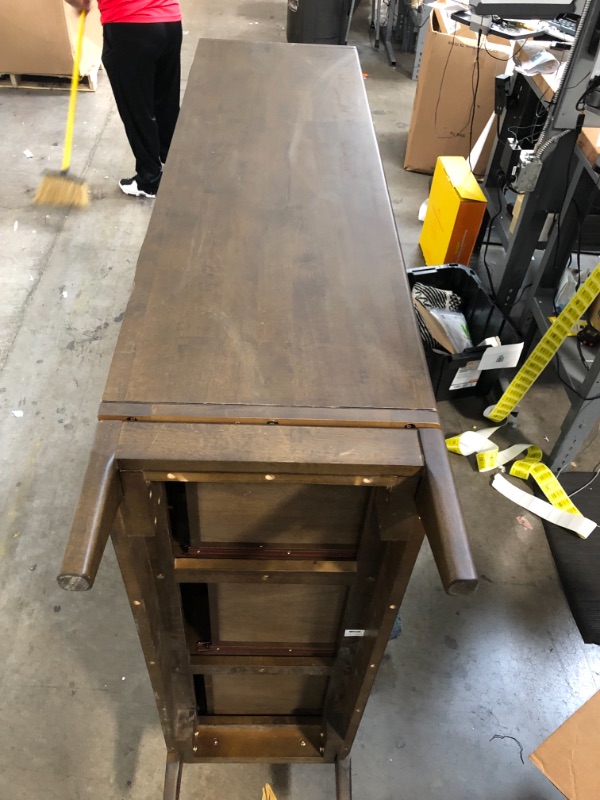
top-left (1, 1), bottom-right (599, 798)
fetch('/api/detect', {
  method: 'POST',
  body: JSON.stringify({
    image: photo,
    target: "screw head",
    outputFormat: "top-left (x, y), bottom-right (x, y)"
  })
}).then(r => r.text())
top-left (300, 740), bottom-right (306, 747)
top-left (193, 746), bottom-right (198, 753)
top-left (194, 731), bottom-right (199, 738)
top-left (213, 738), bottom-right (219, 746)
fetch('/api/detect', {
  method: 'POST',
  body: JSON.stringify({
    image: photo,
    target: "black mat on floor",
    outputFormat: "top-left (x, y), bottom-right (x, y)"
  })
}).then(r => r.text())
top-left (540, 473), bottom-right (600, 644)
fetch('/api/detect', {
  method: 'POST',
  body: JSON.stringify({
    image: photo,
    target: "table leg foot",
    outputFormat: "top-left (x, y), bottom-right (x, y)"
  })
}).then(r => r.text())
top-left (163, 752), bottom-right (183, 800)
top-left (335, 755), bottom-right (352, 800)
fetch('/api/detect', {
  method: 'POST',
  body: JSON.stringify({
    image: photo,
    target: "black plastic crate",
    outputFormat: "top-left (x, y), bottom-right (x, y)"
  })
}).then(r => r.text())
top-left (407, 264), bottom-right (521, 401)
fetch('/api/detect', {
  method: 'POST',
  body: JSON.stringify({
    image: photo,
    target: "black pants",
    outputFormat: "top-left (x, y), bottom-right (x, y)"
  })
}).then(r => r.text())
top-left (102, 22), bottom-right (182, 185)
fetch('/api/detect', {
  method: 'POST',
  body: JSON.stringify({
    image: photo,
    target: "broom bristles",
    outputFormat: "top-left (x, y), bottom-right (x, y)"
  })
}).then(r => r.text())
top-left (34, 171), bottom-right (89, 209)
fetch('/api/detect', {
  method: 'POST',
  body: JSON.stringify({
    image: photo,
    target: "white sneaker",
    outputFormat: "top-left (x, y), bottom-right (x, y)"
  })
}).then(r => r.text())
top-left (119, 177), bottom-right (158, 198)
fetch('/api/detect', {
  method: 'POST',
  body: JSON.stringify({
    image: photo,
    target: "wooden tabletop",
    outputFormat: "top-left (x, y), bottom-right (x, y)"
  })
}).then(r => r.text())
top-left (578, 127), bottom-right (600, 166)
top-left (102, 40), bottom-right (436, 423)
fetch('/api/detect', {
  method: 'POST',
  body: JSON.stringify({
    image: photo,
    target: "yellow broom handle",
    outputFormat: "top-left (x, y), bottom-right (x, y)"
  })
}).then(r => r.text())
top-left (62, 10), bottom-right (86, 173)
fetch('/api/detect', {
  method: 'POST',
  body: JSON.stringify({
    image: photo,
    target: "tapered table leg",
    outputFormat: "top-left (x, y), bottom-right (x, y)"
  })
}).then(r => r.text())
top-left (335, 756), bottom-right (352, 800)
top-left (163, 752), bottom-right (183, 800)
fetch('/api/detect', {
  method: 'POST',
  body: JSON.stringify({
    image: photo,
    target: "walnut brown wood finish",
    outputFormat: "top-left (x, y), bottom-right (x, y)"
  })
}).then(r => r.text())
top-left (58, 39), bottom-right (478, 799)
top-left (102, 40), bottom-right (435, 417)
top-left (416, 429), bottom-right (478, 595)
top-left (57, 421), bottom-right (122, 591)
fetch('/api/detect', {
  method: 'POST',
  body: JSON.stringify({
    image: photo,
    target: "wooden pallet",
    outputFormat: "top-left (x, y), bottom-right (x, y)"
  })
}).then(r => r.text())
top-left (0, 65), bottom-right (99, 91)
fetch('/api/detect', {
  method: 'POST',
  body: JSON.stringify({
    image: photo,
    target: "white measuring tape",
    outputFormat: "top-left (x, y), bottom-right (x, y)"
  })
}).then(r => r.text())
top-left (446, 427), bottom-right (596, 538)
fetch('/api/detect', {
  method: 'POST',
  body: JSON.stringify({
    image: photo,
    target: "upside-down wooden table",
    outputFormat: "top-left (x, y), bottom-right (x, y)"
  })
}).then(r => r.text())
top-left (58, 39), bottom-right (478, 799)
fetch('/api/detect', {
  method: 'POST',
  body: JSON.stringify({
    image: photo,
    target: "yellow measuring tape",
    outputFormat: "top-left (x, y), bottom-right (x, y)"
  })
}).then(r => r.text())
top-left (446, 264), bottom-right (600, 538)
top-left (486, 264), bottom-right (600, 423)
top-left (446, 427), bottom-right (596, 538)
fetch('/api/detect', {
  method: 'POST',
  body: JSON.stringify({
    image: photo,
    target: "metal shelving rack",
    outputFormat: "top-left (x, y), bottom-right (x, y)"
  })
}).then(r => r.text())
top-left (478, 17), bottom-right (600, 474)
top-left (530, 293), bottom-right (600, 472)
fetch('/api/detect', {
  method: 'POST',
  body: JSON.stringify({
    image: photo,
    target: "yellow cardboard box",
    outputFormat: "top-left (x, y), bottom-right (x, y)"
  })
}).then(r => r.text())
top-left (419, 156), bottom-right (486, 266)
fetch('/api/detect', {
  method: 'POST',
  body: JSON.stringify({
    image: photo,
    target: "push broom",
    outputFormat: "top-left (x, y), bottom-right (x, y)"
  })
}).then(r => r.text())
top-left (34, 9), bottom-right (90, 208)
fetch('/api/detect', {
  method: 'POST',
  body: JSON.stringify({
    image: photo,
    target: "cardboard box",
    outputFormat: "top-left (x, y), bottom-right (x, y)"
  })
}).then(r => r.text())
top-left (419, 156), bottom-right (486, 266)
top-left (404, 8), bottom-right (513, 176)
top-left (0, 0), bottom-right (102, 82)
top-left (530, 690), bottom-right (600, 799)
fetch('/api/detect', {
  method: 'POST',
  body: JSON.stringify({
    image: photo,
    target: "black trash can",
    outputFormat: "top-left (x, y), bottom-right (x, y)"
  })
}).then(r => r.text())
top-left (286, 0), bottom-right (350, 44)
top-left (407, 264), bottom-right (521, 402)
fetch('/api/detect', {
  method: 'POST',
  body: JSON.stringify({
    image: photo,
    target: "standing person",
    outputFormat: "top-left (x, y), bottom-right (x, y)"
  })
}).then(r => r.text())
top-left (65, 0), bottom-right (183, 198)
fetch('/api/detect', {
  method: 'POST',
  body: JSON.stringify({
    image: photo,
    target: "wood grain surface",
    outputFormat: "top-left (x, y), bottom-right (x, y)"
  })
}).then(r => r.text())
top-left (186, 482), bottom-right (367, 546)
top-left (209, 674), bottom-right (328, 716)
top-left (102, 40), bottom-right (435, 418)
top-left (212, 583), bottom-right (347, 644)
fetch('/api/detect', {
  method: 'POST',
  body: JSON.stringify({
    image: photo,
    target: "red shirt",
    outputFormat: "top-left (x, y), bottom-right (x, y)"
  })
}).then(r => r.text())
top-left (98, 0), bottom-right (182, 24)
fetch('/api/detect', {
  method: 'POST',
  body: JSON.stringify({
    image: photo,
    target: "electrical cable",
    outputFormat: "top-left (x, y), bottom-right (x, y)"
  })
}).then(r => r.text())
top-left (565, 69), bottom-right (592, 91)
top-left (577, 337), bottom-right (591, 371)
top-left (481, 186), bottom-right (503, 305)
top-left (434, 30), bottom-right (458, 138)
top-left (576, 75), bottom-right (600, 110)
top-left (434, 30), bottom-right (479, 141)
top-left (482, 216), bottom-right (501, 305)
top-left (506, 92), bottom-right (549, 149)
top-left (483, 38), bottom-right (511, 62)
top-left (512, 282), bottom-right (533, 306)
top-left (571, 196), bottom-right (595, 373)
top-left (572, 196), bottom-right (583, 289)
top-left (551, 140), bottom-right (579, 306)
top-left (479, 187), bottom-right (531, 340)
top-left (554, 355), bottom-right (600, 401)
top-left (568, 459), bottom-right (600, 497)
top-left (557, 432), bottom-right (600, 478)
top-left (468, 32), bottom-right (482, 171)
top-left (480, 186), bottom-right (521, 313)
